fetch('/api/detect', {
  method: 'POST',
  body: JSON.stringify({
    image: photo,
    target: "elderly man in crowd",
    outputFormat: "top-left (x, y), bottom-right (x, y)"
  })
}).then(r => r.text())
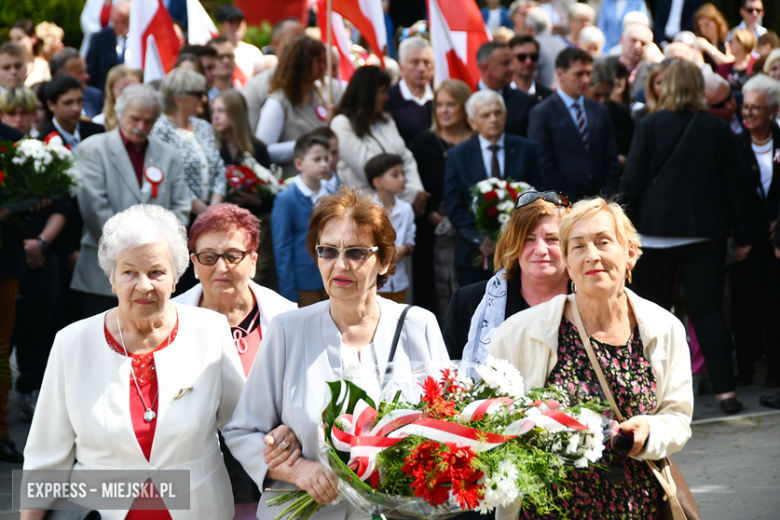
top-left (49, 47), bottom-right (103, 118)
top-left (385, 36), bottom-right (434, 145)
top-left (0, 42), bottom-right (26, 91)
top-left (705, 72), bottom-right (744, 135)
top-left (86, 0), bottom-right (130, 93)
top-left (619, 22), bottom-right (654, 100)
top-left (477, 41), bottom-right (535, 137)
top-left (71, 83), bottom-right (190, 317)
top-left (509, 35), bottom-right (553, 103)
top-left (525, 7), bottom-right (568, 89)
top-left (529, 47), bottom-right (620, 201)
top-left (444, 90), bottom-right (540, 287)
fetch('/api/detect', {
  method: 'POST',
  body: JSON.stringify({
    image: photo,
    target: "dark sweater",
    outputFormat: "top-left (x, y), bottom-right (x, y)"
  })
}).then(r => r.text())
top-left (385, 83), bottom-right (432, 145)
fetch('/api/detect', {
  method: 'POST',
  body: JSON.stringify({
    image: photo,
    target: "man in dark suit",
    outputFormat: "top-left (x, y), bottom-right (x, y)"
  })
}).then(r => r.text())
top-left (385, 36), bottom-right (434, 145)
top-left (444, 90), bottom-right (540, 287)
top-left (87, 0), bottom-right (130, 94)
top-left (528, 48), bottom-right (620, 201)
top-left (509, 35), bottom-right (554, 104)
top-left (49, 48), bottom-right (104, 119)
top-left (476, 41), bottom-right (536, 137)
top-left (705, 72), bottom-right (744, 135)
top-left (653, 0), bottom-right (702, 44)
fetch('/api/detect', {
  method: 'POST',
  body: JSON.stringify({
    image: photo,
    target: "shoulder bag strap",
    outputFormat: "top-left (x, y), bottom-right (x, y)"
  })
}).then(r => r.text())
top-left (384, 305), bottom-right (412, 377)
top-left (648, 112), bottom-right (699, 188)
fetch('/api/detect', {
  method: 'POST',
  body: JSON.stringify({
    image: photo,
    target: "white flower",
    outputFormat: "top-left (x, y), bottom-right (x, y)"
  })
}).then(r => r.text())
top-left (496, 180), bottom-right (507, 189)
top-left (497, 213), bottom-right (511, 225)
top-left (566, 434), bottom-right (580, 454)
top-left (477, 180), bottom-right (493, 193)
top-left (574, 457), bottom-right (589, 468)
top-left (497, 201), bottom-right (514, 212)
top-left (494, 188), bottom-right (507, 200)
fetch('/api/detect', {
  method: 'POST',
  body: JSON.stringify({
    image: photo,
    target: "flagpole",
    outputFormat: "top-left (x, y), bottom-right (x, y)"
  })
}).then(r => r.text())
top-left (326, 0), bottom-right (334, 105)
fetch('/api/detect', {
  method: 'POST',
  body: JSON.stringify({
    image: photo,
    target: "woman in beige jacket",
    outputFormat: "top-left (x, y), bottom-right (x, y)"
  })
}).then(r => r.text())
top-left (491, 197), bottom-right (693, 520)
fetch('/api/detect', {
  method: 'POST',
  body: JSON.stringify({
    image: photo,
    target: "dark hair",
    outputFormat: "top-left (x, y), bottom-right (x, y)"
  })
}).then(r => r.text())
top-left (477, 41), bottom-right (509, 67)
top-left (555, 47), bottom-right (593, 70)
top-left (181, 44), bottom-right (218, 58)
top-left (336, 66), bottom-right (390, 138)
top-left (758, 31), bottom-right (780, 49)
top-left (46, 74), bottom-right (82, 106)
top-left (309, 126), bottom-right (337, 140)
top-left (508, 35), bottom-right (539, 52)
top-left (269, 35), bottom-right (326, 107)
top-left (175, 53), bottom-right (206, 75)
top-left (49, 47), bottom-right (80, 76)
top-left (12, 19), bottom-right (43, 56)
top-left (0, 42), bottom-right (24, 58)
top-left (739, 0), bottom-right (762, 8)
top-left (365, 153), bottom-right (404, 187)
top-left (590, 59), bottom-right (616, 87)
top-left (606, 56), bottom-right (629, 79)
top-left (294, 132), bottom-right (331, 161)
top-left (207, 35), bottom-right (233, 48)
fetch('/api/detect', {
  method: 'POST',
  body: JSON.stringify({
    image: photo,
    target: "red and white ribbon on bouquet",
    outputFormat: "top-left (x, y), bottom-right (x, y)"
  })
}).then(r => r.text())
top-left (330, 397), bottom-right (589, 482)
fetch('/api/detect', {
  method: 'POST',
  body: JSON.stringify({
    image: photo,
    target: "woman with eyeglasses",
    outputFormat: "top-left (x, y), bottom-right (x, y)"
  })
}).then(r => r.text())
top-left (223, 187), bottom-right (449, 520)
top-left (443, 192), bottom-right (571, 361)
top-left (173, 203), bottom-right (300, 520)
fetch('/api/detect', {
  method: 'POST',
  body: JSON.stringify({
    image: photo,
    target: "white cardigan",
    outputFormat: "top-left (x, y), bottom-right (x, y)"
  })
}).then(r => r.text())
top-left (223, 297), bottom-right (450, 520)
top-left (330, 114), bottom-right (424, 204)
top-left (23, 304), bottom-right (246, 520)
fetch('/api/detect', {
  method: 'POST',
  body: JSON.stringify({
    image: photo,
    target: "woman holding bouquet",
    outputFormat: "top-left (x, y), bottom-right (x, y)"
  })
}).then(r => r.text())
top-left (224, 188), bottom-right (449, 520)
top-left (491, 197), bottom-right (693, 520)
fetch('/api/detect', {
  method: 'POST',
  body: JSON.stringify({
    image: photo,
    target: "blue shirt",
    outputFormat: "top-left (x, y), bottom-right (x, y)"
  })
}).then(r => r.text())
top-left (557, 90), bottom-right (588, 131)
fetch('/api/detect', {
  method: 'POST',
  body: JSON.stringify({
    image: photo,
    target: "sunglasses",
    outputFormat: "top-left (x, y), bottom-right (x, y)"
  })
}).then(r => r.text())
top-left (315, 245), bottom-right (379, 262)
top-left (193, 250), bottom-right (249, 266)
top-left (514, 191), bottom-right (571, 210)
top-left (514, 52), bottom-right (539, 62)
top-left (743, 8), bottom-right (763, 14)
top-left (708, 91), bottom-right (733, 109)
top-left (186, 88), bottom-right (209, 98)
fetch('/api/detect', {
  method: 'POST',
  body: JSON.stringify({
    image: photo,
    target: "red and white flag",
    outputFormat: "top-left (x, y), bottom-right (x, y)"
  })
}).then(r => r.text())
top-left (186, 0), bottom-right (220, 45)
top-left (318, 0), bottom-right (357, 81)
top-left (331, 0), bottom-right (387, 66)
top-left (428, 0), bottom-right (491, 90)
top-left (128, 0), bottom-right (179, 82)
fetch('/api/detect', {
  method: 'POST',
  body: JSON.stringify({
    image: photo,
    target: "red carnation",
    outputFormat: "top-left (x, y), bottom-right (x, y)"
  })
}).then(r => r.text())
top-left (0, 145), bottom-right (7, 153)
top-left (419, 377), bottom-right (457, 418)
top-left (0, 170), bottom-right (5, 184)
top-left (440, 368), bottom-right (464, 395)
top-left (486, 206), bottom-right (500, 218)
top-left (484, 190), bottom-right (498, 201)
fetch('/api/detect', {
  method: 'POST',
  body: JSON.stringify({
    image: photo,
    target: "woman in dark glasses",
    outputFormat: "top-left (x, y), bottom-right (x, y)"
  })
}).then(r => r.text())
top-left (443, 191), bottom-right (571, 361)
top-left (224, 188), bottom-right (448, 520)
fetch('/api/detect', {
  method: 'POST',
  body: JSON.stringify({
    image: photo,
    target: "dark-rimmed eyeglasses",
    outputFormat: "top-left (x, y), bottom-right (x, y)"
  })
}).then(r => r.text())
top-left (708, 91), bottom-right (733, 109)
top-left (514, 52), bottom-right (540, 63)
top-left (186, 88), bottom-right (209, 98)
top-left (514, 191), bottom-right (571, 210)
top-left (315, 245), bottom-right (379, 262)
top-left (193, 250), bottom-right (249, 265)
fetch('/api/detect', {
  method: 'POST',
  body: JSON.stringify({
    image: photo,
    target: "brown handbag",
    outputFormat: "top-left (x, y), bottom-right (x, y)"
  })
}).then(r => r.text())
top-left (569, 295), bottom-right (702, 520)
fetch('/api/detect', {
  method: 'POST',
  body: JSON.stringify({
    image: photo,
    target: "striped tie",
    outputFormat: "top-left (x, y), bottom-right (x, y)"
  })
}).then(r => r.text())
top-left (573, 102), bottom-right (589, 147)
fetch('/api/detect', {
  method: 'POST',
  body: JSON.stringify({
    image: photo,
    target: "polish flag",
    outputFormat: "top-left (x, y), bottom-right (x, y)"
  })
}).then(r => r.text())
top-left (318, 0), bottom-right (357, 81)
top-left (428, 0), bottom-right (491, 90)
top-left (186, 0), bottom-right (220, 45)
top-left (128, 0), bottom-right (179, 82)
top-left (331, 0), bottom-right (387, 66)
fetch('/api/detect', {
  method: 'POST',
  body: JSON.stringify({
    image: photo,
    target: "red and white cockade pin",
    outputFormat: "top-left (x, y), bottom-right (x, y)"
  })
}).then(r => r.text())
top-left (774, 149), bottom-right (780, 163)
top-left (144, 166), bottom-right (164, 198)
top-left (316, 105), bottom-right (328, 121)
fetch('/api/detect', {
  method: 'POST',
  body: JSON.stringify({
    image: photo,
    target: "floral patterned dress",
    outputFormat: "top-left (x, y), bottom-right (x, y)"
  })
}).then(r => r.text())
top-left (520, 317), bottom-right (662, 520)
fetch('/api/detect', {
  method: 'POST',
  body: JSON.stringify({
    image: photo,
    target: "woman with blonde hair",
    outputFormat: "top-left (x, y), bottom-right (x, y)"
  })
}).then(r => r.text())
top-left (694, 3), bottom-right (734, 68)
top-left (633, 60), bottom-right (671, 121)
top-left (765, 48), bottom-right (780, 80)
top-left (34, 22), bottom-right (64, 61)
top-left (717, 28), bottom-right (757, 91)
top-left (212, 89), bottom-right (270, 170)
top-left (409, 79), bottom-right (473, 319)
top-left (93, 64), bottom-right (142, 129)
top-left (620, 59), bottom-right (759, 414)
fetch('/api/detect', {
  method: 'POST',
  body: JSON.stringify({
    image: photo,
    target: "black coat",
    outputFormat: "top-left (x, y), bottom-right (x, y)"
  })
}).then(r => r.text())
top-left (619, 110), bottom-right (760, 245)
top-left (735, 122), bottom-right (780, 245)
top-left (607, 101), bottom-right (635, 158)
top-left (220, 138), bottom-right (271, 169)
top-left (443, 275), bottom-right (529, 360)
top-left (87, 27), bottom-right (120, 93)
top-left (0, 123), bottom-right (26, 279)
top-left (385, 83), bottom-right (433, 145)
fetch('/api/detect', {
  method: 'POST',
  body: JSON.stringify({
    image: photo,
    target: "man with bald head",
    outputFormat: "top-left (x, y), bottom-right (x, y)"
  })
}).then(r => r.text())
top-left (86, 0), bottom-right (130, 93)
top-left (619, 22), bottom-right (654, 100)
top-left (244, 17), bottom-right (306, 131)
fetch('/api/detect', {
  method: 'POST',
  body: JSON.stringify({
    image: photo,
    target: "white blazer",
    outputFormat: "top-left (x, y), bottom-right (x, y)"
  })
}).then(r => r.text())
top-left (172, 280), bottom-right (298, 339)
top-left (223, 297), bottom-right (450, 520)
top-left (23, 304), bottom-right (246, 520)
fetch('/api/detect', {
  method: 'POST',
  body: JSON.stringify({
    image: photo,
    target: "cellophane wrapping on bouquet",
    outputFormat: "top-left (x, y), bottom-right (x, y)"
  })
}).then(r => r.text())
top-left (277, 359), bottom-right (611, 520)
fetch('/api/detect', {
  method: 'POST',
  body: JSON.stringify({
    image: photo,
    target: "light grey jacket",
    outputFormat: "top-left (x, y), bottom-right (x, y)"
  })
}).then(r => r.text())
top-left (223, 297), bottom-right (450, 520)
top-left (71, 129), bottom-right (190, 296)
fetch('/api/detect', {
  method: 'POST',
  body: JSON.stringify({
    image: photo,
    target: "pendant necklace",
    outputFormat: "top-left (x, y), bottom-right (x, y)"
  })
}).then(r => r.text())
top-left (116, 307), bottom-right (172, 422)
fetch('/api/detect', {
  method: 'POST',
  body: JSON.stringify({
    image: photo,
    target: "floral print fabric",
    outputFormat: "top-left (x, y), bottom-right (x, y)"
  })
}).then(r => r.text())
top-left (520, 317), bottom-right (661, 519)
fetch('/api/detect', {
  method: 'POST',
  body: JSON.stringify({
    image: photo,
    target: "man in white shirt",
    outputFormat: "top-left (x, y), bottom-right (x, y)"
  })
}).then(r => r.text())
top-left (729, 0), bottom-right (767, 42)
top-left (385, 37), bottom-right (434, 145)
top-left (217, 6), bottom-right (265, 80)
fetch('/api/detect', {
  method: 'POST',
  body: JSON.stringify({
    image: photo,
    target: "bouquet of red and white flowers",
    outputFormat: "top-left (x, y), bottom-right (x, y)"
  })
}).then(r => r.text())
top-left (269, 359), bottom-right (608, 520)
top-left (225, 152), bottom-right (286, 205)
top-left (469, 178), bottom-right (535, 243)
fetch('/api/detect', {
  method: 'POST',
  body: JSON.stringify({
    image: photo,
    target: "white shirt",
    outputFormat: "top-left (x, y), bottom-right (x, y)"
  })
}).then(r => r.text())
top-left (486, 8), bottom-right (502, 32)
top-left (322, 175), bottom-right (340, 193)
top-left (478, 133), bottom-right (506, 179)
top-left (340, 343), bottom-right (381, 402)
top-left (752, 138), bottom-right (774, 199)
top-left (234, 41), bottom-right (264, 79)
top-left (664, 0), bottom-right (685, 39)
top-left (398, 79), bottom-right (434, 106)
top-left (376, 196), bottom-right (416, 294)
top-left (509, 80), bottom-right (537, 94)
top-left (729, 20), bottom-right (767, 43)
top-left (255, 97), bottom-right (295, 163)
top-left (478, 78), bottom-right (498, 93)
top-left (293, 174), bottom-right (329, 205)
top-left (730, 114), bottom-right (744, 135)
top-left (52, 118), bottom-right (81, 150)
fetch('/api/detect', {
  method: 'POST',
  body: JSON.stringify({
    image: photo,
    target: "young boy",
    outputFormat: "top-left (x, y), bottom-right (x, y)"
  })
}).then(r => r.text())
top-left (271, 132), bottom-right (331, 306)
top-left (309, 126), bottom-right (341, 193)
top-left (364, 153), bottom-right (416, 304)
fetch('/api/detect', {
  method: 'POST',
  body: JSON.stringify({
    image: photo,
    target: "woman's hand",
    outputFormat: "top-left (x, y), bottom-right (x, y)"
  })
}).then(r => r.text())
top-left (264, 425), bottom-right (302, 469)
top-left (191, 199), bottom-right (209, 216)
top-left (325, 104), bottom-right (337, 124)
top-left (615, 417), bottom-right (650, 457)
top-left (292, 459), bottom-right (339, 505)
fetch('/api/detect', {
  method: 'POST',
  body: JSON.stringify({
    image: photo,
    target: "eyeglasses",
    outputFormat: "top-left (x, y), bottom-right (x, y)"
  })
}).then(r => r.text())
top-left (514, 53), bottom-right (539, 62)
top-left (193, 250), bottom-right (249, 265)
top-left (216, 53), bottom-right (235, 61)
top-left (708, 91), bottom-right (733, 109)
top-left (186, 88), bottom-right (209, 98)
top-left (743, 104), bottom-right (768, 114)
top-left (514, 191), bottom-right (571, 210)
top-left (315, 245), bottom-right (379, 262)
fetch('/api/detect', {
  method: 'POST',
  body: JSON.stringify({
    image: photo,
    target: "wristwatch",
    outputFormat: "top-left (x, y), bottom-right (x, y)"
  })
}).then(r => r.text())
top-left (36, 236), bottom-right (49, 251)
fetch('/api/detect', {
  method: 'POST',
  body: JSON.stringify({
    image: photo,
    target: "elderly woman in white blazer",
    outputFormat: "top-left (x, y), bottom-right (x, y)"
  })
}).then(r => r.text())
top-left (330, 66), bottom-right (426, 213)
top-left (490, 198), bottom-right (693, 520)
top-left (72, 83), bottom-right (190, 317)
top-left (22, 205), bottom-right (245, 520)
top-left (223, 189), bottom-right (449, 520)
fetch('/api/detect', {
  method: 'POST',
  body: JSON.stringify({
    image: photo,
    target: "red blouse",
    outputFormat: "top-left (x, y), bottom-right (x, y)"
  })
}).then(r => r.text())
top-left (105, 321), bottom-right (178, 520)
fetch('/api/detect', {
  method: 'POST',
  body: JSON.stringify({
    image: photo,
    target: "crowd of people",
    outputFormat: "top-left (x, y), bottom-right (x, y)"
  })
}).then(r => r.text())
top-left (1, 0), bottom-right (779, 519)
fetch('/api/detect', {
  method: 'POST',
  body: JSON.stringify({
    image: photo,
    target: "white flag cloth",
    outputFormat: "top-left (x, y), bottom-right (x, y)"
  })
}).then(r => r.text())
top-left (186, 0), bottom-right (219, 45)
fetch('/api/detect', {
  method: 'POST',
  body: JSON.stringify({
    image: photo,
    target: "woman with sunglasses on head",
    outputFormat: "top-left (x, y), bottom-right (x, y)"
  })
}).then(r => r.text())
top-left (444, 192), bottom-right (571, 361)
top-left (224, 187), bottom-right (449, 520)
top-left (173, 203), bottom-right (299, 520)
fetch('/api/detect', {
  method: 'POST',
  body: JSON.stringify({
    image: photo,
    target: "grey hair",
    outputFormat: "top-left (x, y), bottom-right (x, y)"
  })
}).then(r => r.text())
top-left (590, 59), bottom-right (616, 87)
top-left (578, 26), bottom-right (605, 45)
top-left (398, 36), bottom-right (432, 65)
top-left (98, 204), bottom-right (190, 284)
top-left (115, 84), bottom-right (164, 119)
top-left (465, 90), bottom-right (506, 119)
top-left (508, 0), bottom-right (537, 18)
top-left (673, 31), bottom-right (699, 51)
top-left (526, 8), bottom-right (552, 35)
top-left (622, 12), bottom-right (650, 32)
top-left (49, 47), bottom-right (80, 76)
top-left (742, 74), bottom-right (780, 108)
top-left (159, 68), bottom-right (207, 113)
top-left (703, 69), bottom-right (730, 93)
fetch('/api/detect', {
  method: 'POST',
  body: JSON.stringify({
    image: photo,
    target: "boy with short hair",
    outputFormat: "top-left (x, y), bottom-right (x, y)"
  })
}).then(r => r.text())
top-left (271, 132), bottom-right (331, 306)
top-left (309, 126), bottom-right (341, 193)
top-left (365, 153), bottom-right (416, 303)
top-left (0, 42), bottom-right (26, 90)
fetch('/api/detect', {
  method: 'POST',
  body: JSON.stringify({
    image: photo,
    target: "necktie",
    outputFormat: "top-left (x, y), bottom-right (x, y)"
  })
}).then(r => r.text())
top-left (573, 102), bottom-right (589, 147)
top-left (488, 144), bottom-right (501, 179)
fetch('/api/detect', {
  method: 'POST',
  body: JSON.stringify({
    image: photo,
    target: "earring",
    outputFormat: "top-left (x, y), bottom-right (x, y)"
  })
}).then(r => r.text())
top-left (195, 273), bottom-right (199, 279)
top-left (627, 270), bottom-right (633, 284)
top-left (251, 272), bottom-right (256, 278)
top-left (570, 280), bottom-right (577, 293)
